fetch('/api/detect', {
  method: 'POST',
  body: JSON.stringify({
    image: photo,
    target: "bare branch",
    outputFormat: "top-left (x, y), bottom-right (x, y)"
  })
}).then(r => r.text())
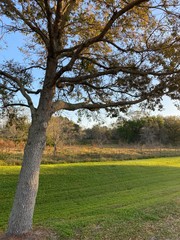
top-left (20, 65), bottom-right (46, 72)
top-left (2, 103), bottom-right (30, 108)
top-left (25, 89), bottom-right (41, 94)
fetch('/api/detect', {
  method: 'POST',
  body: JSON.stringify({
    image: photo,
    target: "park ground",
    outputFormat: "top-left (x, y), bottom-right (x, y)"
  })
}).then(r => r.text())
top-left (0, 144), bottom-right (180, 239)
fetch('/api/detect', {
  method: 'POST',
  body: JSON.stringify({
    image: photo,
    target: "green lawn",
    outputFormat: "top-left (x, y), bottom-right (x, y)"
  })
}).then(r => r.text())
top-left (0, 157), bottom-right (180, 239)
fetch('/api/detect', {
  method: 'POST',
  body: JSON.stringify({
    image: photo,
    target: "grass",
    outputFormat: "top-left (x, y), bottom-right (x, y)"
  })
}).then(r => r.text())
top-left (0, 157), bottom-right (180, 239)
top-left (1, 144), bottom-right (180, 165)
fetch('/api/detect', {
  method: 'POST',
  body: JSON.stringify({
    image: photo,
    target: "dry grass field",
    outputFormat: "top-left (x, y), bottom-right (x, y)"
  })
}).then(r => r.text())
top-left (0, 138), bottom-right (180, 165)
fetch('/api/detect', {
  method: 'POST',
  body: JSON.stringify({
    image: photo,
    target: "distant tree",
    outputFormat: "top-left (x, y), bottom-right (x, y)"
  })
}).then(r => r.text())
top-left (163, 116), bottom-right (180, 145)
top-left (47, 116), bottom-right (81, 154)
top-left (117, 118), bottom-right (145, 143)
top-left (83, 125), bottom-right (111, 146)
top-left (0, 0), bottom-right (179, 236)
top-left (1, 108), bottom-right (29, 143)
top-left (139, 116), bottom-right (164, 145)
top-left (116, 115), bottom-right (180, 146)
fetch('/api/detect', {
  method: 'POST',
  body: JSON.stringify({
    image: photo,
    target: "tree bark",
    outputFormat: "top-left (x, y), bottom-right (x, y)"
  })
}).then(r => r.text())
top-left (6, 90), bottom-right (54, 235)
top-left (6, 113), bottom-right (48, 235)
top-left (6, 56), bottom-right (57, 236)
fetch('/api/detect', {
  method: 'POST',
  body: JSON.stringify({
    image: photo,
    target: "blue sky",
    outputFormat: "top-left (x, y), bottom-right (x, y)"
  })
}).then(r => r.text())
top-left (1, 27), bottom-right (180, 128)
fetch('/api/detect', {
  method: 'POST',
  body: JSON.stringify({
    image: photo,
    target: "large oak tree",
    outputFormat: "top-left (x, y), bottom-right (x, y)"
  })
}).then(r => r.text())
top-left (0, 0), bottom-right (179, 237)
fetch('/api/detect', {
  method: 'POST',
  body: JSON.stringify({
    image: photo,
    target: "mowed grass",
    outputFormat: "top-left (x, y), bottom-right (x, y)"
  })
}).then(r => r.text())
top-left (0, 157), bottom-right (180, 239)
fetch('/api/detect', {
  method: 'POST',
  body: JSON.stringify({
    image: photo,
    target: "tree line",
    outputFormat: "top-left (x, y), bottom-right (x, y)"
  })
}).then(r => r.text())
top-left (83, 115), bottom-right (180, 146)
top-left (1, 111), bottom-right (180, 146)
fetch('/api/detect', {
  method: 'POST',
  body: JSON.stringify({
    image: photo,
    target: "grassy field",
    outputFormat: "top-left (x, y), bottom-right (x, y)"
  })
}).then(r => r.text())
top-left (1, 144), bottom-right (180, 165)
top-left (0, 157), bottom-right (180, 239)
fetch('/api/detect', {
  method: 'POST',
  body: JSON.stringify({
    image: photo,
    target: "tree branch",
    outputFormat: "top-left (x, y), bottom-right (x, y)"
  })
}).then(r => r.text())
top-left (20, 65), bottom-right (46, 72)
top-left (55, 0), bottom-right (149, 80)
top-left (34, 0), bottom-right (46, 16)
top-left (0, 0), bottom-right (49, 46)
top-left (52, 97), bottom-right (145, 113)
top-left (2, 103), bottom-right (30, 108)
top-left (0, 83), bottom-right (41, 95)
top-left (44, 0), bottom-right (54, 52)
top-left (56, 67), bottom-right (179, 87)
top-left (0, 84), bottom-right (19, 93)
top-left (56, 69), bottom-right (116, 87)
top-left (0, 70), bottom-right (35, 114)
top-left (53, 0), bottom-right (77, 52)
top-left (60, 0), bottom-right (76, 30)
top-left (80, 56), bottom-right (109, 70)
top-left (25, 89), bottom-right (41, 94)
top-left (53, 0), bottom-right (62, 39)
top-left (52, 78), bottom-right (177, 113)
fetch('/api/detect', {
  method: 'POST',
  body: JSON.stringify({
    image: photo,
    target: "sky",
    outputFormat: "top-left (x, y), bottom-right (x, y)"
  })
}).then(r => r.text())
top-left (0, 23), bottom-right (180, 128)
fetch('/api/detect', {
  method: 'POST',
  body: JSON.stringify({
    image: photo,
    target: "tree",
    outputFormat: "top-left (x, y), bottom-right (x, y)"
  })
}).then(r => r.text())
top-left (46, 116), bottom-right (81, 153)
top-left (139, 116), bottom-right (164, 145)
top-left (164, 116), bottom-right (180, 145)
top-left (0, 0), bottom-right (179, 236)
top-left (83, 125), bottom-right (111, 145)
top-left (117, 117), bottom-right (145, 143)
top-left (1, 107), bottom-right (29, 143)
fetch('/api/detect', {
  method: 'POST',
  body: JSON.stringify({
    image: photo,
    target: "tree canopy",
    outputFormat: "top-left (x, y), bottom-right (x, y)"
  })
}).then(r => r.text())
top-left (0, 0), bottom-right (179, 117)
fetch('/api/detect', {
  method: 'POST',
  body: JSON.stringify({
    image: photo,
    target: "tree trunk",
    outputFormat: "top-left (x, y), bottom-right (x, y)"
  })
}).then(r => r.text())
top-left (6, 113), bottom-right (48, 236)
top-left (6, 57), bottom-right (57, 236)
